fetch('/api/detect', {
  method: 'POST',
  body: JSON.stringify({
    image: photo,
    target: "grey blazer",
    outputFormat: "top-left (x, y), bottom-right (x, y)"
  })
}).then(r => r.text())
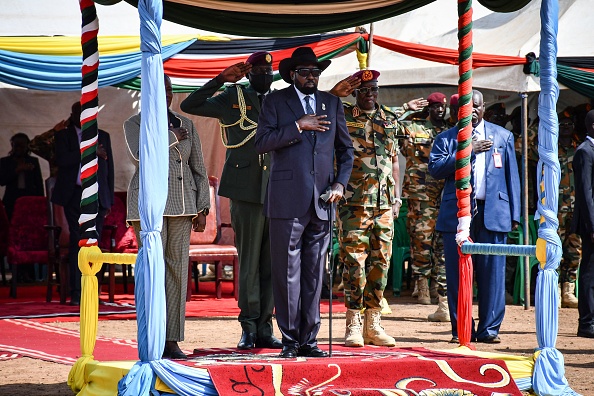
top-left (124, 111), bottom-right (210, 222)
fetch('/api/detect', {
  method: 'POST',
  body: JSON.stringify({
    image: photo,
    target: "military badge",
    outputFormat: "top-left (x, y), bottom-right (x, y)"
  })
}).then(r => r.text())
top-left (265, 54), bottom-right (272, 64)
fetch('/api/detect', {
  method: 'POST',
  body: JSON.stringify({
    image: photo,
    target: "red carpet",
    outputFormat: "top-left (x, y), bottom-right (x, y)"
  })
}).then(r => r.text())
top-left (0, 282), bottom-right (345, 322)
top-left (185, 346), bottom-right (522, 395)
top-left (0, 318), bottom-right (140, 364)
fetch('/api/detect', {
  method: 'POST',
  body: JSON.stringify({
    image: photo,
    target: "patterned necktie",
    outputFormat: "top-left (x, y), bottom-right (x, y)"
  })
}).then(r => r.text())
top-left (304, 96), bottom-right (316, 142)
top-left (471, 129), bottom-right (478, 218)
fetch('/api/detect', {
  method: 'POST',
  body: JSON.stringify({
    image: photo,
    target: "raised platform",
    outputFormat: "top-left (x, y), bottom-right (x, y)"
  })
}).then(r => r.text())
top-left (79, 346), bottom-right (528, 395)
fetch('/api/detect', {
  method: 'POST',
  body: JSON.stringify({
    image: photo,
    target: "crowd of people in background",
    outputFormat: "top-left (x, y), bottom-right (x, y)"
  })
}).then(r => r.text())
top-left (3, 46), bottom-right (594, 361)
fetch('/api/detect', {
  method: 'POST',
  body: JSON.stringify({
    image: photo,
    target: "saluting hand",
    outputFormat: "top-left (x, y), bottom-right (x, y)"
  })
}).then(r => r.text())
top-left (407, 98), bottom-right (429, 111)
top-left (329, 76), bottom-right (361, 98)
top-left (217, 62), bottom-right (252, 84)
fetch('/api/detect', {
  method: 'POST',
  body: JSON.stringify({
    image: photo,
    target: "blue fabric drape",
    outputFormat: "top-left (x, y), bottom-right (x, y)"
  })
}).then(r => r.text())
top-left (0, 40), bottom-right (193, 91)
top-left (117, 0), bottom-right (168, 394)
top-left (532, 0), bottom-right (579, 395)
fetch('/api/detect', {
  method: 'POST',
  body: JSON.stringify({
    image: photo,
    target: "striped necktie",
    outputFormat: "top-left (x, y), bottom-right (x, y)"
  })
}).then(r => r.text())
top-left (304, 96), bottom-right (316, 142)
top-left (471, 129), bottom-right (478, 218)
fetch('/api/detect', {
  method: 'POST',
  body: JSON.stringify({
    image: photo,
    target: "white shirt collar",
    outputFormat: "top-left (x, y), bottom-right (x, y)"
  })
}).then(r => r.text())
top-left (586, 135), bottom-right (594, 145)
top-left (294, 85), bottom-right (316, 114)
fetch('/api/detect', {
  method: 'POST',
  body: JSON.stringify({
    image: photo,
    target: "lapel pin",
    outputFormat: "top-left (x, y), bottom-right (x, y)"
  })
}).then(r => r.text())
top-left (322, 103), bottom-right (326, 111)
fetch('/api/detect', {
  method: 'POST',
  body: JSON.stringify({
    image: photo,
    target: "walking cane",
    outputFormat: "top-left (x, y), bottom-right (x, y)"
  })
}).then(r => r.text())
top-left (321, 188), bottom-right (335, 357)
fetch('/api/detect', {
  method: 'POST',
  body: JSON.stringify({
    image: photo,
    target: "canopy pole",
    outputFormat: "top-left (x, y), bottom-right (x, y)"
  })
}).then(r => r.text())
top-left (521, 92), bottom-right (530, 310)
top-left (367, 22), bottom-right (374, 68)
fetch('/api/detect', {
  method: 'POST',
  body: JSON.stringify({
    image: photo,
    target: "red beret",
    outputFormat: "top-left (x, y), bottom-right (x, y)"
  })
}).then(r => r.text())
top-left (246, 51), bottom-right (272, 66)
top-left (352, 69), bottom-right (380, 82)
top-left (427, 92), bottom-right (447, 105)
top-left (449, 94), bottom-right (459, 106)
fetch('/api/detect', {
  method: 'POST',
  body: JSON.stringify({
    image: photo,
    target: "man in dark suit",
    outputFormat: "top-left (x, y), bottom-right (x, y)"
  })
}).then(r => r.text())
top-left (255, 47), bottom-right (354, 358)
top-left (572, 110), bottom-right (594, 338)
top-left (51, 102), bottom-right (114, 305)
top-left (429, 90), bottom-right (520, 344)
top-left (180, 52), bottom-right (283, 350)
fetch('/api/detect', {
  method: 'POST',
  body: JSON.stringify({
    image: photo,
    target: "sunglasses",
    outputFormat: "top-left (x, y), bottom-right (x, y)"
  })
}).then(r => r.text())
top-left (355, 86), bottom-right (380, 95)
top-left (294, 68), bottom-right (322, 77)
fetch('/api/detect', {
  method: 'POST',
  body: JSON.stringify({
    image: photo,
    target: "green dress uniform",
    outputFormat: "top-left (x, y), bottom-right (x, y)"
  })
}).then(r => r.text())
top-left (338, 103), bottom-right (399, 310)
top-left (400, 118), bottom-right (449, 295)
top-left (180, 79), bottom-right (275, 339)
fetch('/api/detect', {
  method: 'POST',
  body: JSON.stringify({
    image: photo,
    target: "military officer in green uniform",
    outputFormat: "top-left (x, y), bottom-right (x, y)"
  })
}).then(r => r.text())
top-left (339, 69), bottom-right (401, 347)
top-left (180, 52), bottom-right (282, 350)
top-left (558, 109), bottom-right (582, 308)
top-left (400, 92), bottom-right (451, 319)
top-left (180, 52), bottom-right (361, 350)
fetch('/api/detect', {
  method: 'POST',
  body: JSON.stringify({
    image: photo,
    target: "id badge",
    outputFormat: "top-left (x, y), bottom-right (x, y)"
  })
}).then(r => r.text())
top-left (493, 149), bottom-right (502, 168)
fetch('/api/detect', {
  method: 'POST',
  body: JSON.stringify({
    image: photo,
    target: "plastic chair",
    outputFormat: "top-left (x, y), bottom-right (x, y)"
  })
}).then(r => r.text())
top-left (7, 196), bottom-right (51, 298)
top-left (188, 176), bottom-right (238, 300)
top-left (389, 199), bottom-right (411, 296)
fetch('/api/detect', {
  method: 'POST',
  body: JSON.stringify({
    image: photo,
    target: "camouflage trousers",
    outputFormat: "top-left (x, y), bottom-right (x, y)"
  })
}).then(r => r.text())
top-left (407, 199), bottom-right (447, 295)
top-left (558, 211), bottom-right (582, 283)
top-left (338, 206), bottom-right (393, 310)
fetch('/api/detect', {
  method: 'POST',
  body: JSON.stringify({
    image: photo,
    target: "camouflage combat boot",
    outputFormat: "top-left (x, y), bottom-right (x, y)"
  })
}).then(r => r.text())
top-left (428, 295), bottom-right (450, 322)
top-left (344, 309), bottom-right (364, 347)
top-left (561, 282), bottom-right (578, 308)
top-left (363, 308), bottom-right (396, 346)
top-left (416, 277), bottom-right (431, 305)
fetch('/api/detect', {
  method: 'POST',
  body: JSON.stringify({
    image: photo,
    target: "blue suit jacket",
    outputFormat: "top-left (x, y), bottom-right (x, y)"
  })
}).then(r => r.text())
top-left (572, 138), bottom-right (594, 236)
top-left (255, 86), bottom-right (354, 220)
top-left (429, 122), bottom-right (520, 233)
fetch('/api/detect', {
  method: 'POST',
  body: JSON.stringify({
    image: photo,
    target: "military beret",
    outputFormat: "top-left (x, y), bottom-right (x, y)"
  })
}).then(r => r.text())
top-left (352, 69), bottom-right (380, 82)
top-left (449, 94), bottom-right (459, 106)
top-left (486, 102), bottom-right (506, 113)
top-left (427, 92), bottom-right (447, 105)
top-left (246, 51), bottom-right (272, 66)
top-left (559, 106), bottom-right (574, 120)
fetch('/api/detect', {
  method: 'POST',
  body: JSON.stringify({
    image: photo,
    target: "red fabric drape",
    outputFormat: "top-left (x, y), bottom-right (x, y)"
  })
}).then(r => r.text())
top-left (372, 35), bottom-right (525, 68)
top-left (164, 33), bottom-right (362, 79)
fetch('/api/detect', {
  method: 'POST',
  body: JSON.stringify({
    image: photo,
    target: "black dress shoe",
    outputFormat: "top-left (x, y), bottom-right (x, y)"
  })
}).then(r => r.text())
top-left (279, 346), bottom-right (298, 358)
top-left (577, 324), bottom-right (594, 338)
top-left (255, 335), bottom-right (283, 349)
top-left (298, 346), bottom-right (329, 358)
top-left (237, 331), bottom-right (257, 350)
top-left (477, 335), bottom-right (501, 344)
top-left (162, 341), bottom-right (188, 359)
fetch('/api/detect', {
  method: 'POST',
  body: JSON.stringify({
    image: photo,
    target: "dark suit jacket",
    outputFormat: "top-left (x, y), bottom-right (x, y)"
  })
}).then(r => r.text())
top-left (51, 124), bottom-right (114, 210)
top-left (0, 155), bottom-right (44, 218)
top-left (180, 79), bottom-right (269, 204)
top-left (429, 122), bottom-right (520, 233)
top-left (255, 86), bottom-right (354, 220)
top-left (572, 138), bottom-right (594, 236)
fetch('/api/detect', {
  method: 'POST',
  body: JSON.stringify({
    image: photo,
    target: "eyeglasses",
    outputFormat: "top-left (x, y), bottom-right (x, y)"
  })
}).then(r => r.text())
top-left (294, 68), bottom-right (322, 78)
top-left (355, 86), bottom-right (380, 95)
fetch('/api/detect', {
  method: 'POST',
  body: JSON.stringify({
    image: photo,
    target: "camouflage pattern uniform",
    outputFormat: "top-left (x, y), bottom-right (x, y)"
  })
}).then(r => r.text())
top-left (558, 144), bottom-right (582, 283)
top-left (339, 103), bottom-right (400, 310)
top-left (400, 118), bottom-right (449, 296)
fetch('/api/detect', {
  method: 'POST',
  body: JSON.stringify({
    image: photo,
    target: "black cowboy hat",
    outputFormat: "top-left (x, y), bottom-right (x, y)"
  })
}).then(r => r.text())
top-left (278, 47), bottom-right (331, 84)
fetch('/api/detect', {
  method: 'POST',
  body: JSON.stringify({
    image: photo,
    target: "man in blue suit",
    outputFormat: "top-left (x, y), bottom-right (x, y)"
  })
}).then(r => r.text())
top-left (429, 90), bottom-right (520, 343)
top-left (255, 47), bottom-right (354, 358)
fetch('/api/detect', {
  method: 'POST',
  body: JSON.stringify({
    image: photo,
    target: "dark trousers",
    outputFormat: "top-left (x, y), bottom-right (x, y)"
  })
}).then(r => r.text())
top-left (269, 202), bottom-right (330, 349)
top-left (443, 202), bottom-right (507, 340)
top-left (63, 186), bottom-right (106, 300)
top-left (230, 199), bottom-right (274, 338)
top-left (578, 233), bottom-right (594, 327)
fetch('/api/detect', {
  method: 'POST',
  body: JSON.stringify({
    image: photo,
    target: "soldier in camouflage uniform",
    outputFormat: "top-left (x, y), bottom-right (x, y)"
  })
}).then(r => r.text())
top-left (400, 92), bottom-right (450, 315)
top-left (558, 110), bottom-right (582, 308)
top-left (338, 69), bottom-right (402, 347)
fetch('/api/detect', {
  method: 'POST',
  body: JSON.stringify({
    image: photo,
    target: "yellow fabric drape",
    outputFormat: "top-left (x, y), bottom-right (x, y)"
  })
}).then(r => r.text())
top-left (0, 34), bottom-right (225, 56)
top-left (67, 246), bottom-right (137, 393)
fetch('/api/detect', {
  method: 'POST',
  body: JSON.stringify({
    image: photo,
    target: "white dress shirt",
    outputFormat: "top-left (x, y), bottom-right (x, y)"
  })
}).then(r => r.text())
top-left (294, 85), bottom-right (316, 114)
top-left (473, 120), bottom-right (487, 200)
